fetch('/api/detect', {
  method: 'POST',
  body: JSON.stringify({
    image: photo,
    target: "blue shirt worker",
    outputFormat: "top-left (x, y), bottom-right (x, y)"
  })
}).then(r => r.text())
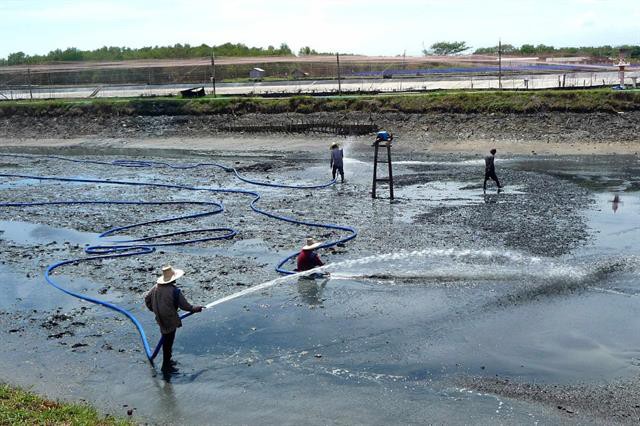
top-left (144, 265), bottom-right (204, 375)
top-left (330, 142), bottom-right (345, 183)
top-left (374, 130), bottom-right (393, 145)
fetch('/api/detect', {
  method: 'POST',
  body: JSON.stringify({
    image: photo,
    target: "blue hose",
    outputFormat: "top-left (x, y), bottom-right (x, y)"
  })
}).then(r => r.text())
top-left (0, 153), bottom-right (357, 362)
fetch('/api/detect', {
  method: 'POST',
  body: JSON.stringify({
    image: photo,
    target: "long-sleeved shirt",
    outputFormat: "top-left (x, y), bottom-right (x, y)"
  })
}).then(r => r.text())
top-left (484, 155), bottom-right (495, 173)
top-left (297, 250), bottom-right (324, 272)
top-left (330, 148), bottom-right (344, 168)
top-left (144, 283), bottom-right (195, 334)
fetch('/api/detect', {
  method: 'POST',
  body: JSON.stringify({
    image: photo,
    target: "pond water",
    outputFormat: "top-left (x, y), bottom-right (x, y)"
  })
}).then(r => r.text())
top-left (1, 152), bottom-right (639, 424)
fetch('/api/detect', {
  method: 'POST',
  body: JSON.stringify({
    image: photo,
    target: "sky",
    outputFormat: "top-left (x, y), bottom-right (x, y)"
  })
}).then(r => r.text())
top-left (1, 0), bottom-right (639, 59)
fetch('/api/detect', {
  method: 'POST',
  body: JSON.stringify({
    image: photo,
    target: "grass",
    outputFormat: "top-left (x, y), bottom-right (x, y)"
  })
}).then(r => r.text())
top-left (0, 383), bottom-right (131, 425)
top-left (1, 88), bottom-right (639, 117)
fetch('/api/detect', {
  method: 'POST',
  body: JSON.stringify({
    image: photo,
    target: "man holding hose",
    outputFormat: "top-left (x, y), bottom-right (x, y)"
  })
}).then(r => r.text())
top-left (145, 265), bottom-right (204, 376)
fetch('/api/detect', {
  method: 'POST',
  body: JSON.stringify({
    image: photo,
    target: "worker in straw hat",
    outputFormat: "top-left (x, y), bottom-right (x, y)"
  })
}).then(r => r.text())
top-left (144, 265), bottom-right (204, 375)
top-left (330, 142), bottom-right (345, 183)
top-left (296, 237), bottom-right (325, 273)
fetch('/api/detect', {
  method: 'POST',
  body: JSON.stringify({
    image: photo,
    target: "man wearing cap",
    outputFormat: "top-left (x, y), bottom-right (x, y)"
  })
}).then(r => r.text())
top-left (483, 148), bottom-right (503, 191)
top-left (330, 142), bottom-right (345, 183)
top-left (296, 238), bottom-right (325, 272)
top-left (144, 265), bottom-right (204, 375)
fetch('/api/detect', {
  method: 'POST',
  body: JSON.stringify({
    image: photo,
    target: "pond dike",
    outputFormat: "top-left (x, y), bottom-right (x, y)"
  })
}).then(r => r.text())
top-left (2, 110), bottom-right (640, 143)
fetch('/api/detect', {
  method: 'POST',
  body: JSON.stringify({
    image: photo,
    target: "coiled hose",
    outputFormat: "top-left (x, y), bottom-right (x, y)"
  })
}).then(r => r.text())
top-left (0, 153), bottom-right (357, 362)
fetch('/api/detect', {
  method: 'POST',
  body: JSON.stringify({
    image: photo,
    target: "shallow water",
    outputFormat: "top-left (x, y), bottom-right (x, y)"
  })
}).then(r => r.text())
top-left (1, 152), bottom-right (640, 423)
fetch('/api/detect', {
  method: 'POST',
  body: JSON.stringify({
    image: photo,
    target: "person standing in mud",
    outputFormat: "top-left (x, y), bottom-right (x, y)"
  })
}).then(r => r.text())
top-left (330, 142), bottom-right (345, 183)
top-left (144, 265), bottom-right (204, 375)
top-left (483, 148), bottom-right (503, 191)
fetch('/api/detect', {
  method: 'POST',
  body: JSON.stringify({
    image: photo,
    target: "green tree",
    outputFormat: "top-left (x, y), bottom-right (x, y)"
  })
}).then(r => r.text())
top-left (7, 51), bottom-right (27, 65)
top-left (519, 44), bottom-right (536, 55)
top-left (474, 43), bottom-right (516, 55)
top-left (424, 41), bottom-right (470, 55)
top-left (298, 46), bottom-right (318, 56)
top-left (278, 43), bottom-right (293, 55)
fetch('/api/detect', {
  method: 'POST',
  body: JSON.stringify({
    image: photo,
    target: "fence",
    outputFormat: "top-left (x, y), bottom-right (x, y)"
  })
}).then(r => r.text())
top-left (0, 66), bottom-right (636, 101)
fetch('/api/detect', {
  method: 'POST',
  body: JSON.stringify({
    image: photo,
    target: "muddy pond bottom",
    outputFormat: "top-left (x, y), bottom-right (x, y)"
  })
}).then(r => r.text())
top-left (1, 151), bottom-right (640, 424)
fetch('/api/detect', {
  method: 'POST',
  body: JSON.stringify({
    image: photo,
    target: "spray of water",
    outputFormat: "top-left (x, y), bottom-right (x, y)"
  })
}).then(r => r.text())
top-left (203, 248), bottom-right (610, 309)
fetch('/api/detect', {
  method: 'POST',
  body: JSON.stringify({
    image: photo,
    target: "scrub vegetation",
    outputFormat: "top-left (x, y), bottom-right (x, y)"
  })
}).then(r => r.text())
top-left (0, 383), bottom-right (131, 425)
top-left (474, 43), bottom-right (640, 59)
top-left (1, 42), bottom-right (295, 66)
top-left (0, 89), bottom-right (639, 118)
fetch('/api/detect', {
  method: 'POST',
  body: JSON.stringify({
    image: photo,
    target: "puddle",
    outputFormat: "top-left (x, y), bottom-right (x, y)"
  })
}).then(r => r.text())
top-left (579, 192), bottom-right (640, 255)
top-left (0, 220), bottom-right (99, 246)
top-left (396, 159), bottom-right (485, 166)
top-left (512, 156), bottom-right (640, 192)
top-left (0, 178), bottom-right (35, 190)
top-left (176, 238), bottom-right (284, 264)
top-left (0, 263), bottom-right (130, 311)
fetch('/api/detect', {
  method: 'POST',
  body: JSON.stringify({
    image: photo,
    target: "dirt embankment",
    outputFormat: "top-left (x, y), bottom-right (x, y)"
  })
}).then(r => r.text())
top-left (2, 110), bottom-right (640, 145)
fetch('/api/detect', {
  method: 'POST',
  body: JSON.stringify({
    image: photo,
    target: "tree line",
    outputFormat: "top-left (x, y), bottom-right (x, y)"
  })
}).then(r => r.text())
top-left (3, 41), bottom-right (639, 66)
top-left (474, 43), bottom-right (640, 58)
top-left (0, 42), bottom-right (295, 66)
top-left (424, 41), bottom-right (640, 58)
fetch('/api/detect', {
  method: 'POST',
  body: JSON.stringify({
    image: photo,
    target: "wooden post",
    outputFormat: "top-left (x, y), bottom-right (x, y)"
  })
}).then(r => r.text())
top-left (211, 48), bottom-right (216, 97)
top-left (372, 142), bottom-right (379, 198)
top-left (372, 139), bottom-right (394, 200)
top-left (336, 52), bottom-right (342, 95)
top-left (27, 68), bottom-right (33, 100)
top-left (498, 39), bottom-right (502, 90)
top-left (387, 143), bottom-right (394, 200)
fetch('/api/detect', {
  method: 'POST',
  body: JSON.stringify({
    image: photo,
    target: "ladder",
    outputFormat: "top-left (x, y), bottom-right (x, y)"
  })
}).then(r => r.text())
top-left (372, 141), bottom-right (394, 200)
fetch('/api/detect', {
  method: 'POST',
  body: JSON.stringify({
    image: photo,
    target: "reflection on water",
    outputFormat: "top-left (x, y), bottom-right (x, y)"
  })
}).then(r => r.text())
top-left (296, 277), bottom-right (327, 306)
top-left (581, 192), bottom-right (640, 255)
top-left (611, 194), bottom-right (621, 213)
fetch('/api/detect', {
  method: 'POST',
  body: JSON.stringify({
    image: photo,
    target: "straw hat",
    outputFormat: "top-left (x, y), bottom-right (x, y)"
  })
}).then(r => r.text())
top-left (302, 237), bottom-right (322, 251)
top-left (157, 265), bottom-right (184, 285)
top-left (330, 142), bottom-right (339, 149)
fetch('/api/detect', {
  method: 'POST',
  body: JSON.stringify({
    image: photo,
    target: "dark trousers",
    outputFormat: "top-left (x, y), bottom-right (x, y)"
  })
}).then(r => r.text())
top-left (483, 170), bottom-right (501, 190)
top-left (332, 165), bottom-right (344, 182)
top-left (162, 330), bottom-right (176, 370)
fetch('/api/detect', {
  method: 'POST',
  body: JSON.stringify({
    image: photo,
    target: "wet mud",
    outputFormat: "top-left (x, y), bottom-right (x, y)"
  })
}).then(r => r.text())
top-left (0, 140), bottom-right (639, 424)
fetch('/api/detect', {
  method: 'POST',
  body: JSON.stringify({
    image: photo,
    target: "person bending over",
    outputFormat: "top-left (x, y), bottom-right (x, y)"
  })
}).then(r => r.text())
top-left (296, 238), bottom-right (324, 272)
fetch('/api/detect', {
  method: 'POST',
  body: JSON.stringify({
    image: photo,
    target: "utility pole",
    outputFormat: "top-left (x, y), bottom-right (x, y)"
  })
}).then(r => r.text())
top-left (498, 39), bottom-right (502, 90)
top-left (336, 52), bottom-right (342, 95)
top-left (210, 47), bottom-right (216, 97)
top-left (27, 68), bottom-right (33, 100)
